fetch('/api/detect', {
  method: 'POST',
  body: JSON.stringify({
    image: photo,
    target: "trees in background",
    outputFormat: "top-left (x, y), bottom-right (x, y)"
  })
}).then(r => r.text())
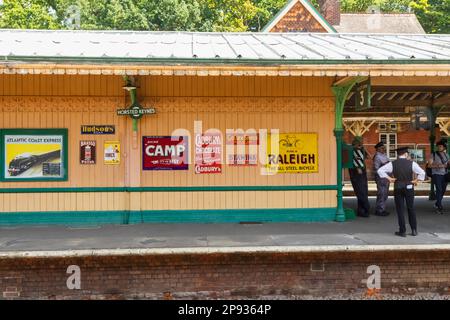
top-left (0, 0), bottom-right (448, 33)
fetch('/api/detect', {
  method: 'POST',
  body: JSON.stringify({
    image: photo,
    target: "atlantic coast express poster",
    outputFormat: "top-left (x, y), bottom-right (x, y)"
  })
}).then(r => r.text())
top-left (1, 129), bottom-right (67, 181)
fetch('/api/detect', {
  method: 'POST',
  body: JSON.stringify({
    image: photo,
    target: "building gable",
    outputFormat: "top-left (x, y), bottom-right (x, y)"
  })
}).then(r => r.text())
top-left (262, 0), bottom-right (336, 33)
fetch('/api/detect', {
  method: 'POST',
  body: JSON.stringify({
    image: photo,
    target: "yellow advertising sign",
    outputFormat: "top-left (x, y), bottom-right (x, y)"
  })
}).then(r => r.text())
top-left (104, 141), bottom-right (120, 165)
top-left (266, 133), bottom-right (318, 173)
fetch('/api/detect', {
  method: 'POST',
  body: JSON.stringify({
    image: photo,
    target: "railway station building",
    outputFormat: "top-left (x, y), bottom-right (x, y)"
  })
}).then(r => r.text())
top-left (0, 29), bottom-right (449, 225)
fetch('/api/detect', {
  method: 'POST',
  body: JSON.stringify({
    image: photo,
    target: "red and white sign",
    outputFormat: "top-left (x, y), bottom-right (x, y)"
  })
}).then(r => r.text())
top-left (142, 136), bottom-right (188, 170)
top-left (195, 133), bottom-right (222, 174)
top-left (226, 132), bottom-right (259, 166)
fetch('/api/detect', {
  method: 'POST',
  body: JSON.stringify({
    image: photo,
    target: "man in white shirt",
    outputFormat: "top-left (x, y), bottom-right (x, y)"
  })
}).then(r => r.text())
top-left (377, 146), bottom-right (425, 237)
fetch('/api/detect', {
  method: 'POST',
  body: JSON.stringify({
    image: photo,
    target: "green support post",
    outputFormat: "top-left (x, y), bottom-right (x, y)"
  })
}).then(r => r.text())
top-left (129, 87), bottom-right (138, 132)
top-left (332, 77), bottom-right (366, 222)
top-left (428, 106), bottom-right (439, 200)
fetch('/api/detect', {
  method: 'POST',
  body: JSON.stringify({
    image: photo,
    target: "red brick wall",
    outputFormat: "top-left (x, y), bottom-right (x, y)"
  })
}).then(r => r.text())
top-left (343, 123), bottom-right (443, 181)
top-left (271, 1), bottom-right (327, 32)
top-left (1, 250), bottom-right (450, 299)
top-left (318, 0), bottom-right (341, 26)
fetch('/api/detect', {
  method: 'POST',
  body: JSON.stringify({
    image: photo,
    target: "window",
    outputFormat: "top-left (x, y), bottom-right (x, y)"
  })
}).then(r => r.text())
top-left (409, 148), bottom-right (425, 164)
top-left (389, 123), bottom-right (397, 131)
top-left (380, 133), bottom-right (397, 159)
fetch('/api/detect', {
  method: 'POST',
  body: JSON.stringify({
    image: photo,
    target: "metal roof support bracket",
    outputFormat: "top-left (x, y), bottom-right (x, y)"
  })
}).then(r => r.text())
top-left (332, 76), bottom-right (367, 222)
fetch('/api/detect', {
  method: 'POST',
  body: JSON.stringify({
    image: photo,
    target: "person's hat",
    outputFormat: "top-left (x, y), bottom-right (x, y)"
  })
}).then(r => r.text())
top-left (374, 142), bottom-right (384, 149)
top-left (352, 136), bottom-right (363, 146)
top-left (437, 140), bottom-right (447, 147)
top-left (395, 146), bottom-right (409, 155)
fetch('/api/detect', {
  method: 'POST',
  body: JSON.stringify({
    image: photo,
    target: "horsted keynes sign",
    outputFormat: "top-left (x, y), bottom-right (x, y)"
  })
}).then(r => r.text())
top-left (117, 104), bottom-right (156, 120)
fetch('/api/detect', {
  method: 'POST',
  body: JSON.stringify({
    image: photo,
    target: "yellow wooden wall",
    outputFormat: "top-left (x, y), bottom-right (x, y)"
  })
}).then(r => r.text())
top-left (0, 74), bottom-right (337, 212)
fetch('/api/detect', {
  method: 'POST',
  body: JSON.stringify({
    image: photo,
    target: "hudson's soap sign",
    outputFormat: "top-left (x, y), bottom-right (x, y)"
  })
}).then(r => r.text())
top-left (142, 136), bottom-right (188, 170)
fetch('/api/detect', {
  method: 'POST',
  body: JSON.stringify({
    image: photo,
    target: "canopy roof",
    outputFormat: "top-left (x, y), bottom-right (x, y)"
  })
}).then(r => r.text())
top-left (1, 29), bottom-right (450, 64)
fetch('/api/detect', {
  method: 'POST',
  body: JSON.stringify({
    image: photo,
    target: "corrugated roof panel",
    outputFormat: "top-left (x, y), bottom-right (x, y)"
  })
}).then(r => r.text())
top-left (377, 35), bottom-right (450, 58)
top-left (362, 35), bottom-right (438, 59)
top-left (0, 30), bottom-right (450, 63)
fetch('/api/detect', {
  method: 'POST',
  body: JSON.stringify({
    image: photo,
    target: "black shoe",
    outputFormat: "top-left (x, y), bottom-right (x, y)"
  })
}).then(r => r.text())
top-left (411, 229), bottom-right (418, 236)
top-left (375, 211), bottom-right (389, 216)
top-left (434, 205), bottom-right (443, 214)
top-left (395, 231), bottom-right (406, 237)
top-left (357, 213), bottom-right (370, 218)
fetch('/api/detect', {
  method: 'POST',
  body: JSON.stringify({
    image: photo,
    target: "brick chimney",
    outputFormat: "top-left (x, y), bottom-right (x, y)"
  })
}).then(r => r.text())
top-left (317, 0), bottom-right (341, 26)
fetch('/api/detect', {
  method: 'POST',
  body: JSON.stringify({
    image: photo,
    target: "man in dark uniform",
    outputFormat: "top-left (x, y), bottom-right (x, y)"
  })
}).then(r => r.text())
top-left (373, 142), bottom-right (391, 216)
top-left (349, 137), bottom-right (370, 217)
top-left (377, 146), bottom-right (425, 237)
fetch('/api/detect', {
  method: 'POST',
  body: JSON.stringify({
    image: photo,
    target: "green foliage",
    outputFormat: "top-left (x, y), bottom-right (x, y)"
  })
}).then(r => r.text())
top-left (410, 0), bottom-right (450, 33)
top-left (0, 0), bottom-right (60, 29)
top-left (339, 0), bottom-right (449, 33)
top-left (248, 0), bottom-right (286, 31)
top-left (0, 0), bottom-right (448, 33)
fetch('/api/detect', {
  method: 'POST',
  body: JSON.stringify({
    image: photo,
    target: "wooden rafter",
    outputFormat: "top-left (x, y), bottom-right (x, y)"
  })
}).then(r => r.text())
top-left (343, 119), bottom-right (377, 137)
top-left (437, 119), bottom-right (450, 136)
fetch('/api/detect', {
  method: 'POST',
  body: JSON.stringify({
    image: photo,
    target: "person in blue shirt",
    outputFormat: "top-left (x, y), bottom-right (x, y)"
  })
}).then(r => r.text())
top-left (428, 140), bottom-right (449, 214)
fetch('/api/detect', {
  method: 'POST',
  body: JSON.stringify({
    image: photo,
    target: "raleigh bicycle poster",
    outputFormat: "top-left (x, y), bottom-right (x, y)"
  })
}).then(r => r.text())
top-left (265, 133), bottom-right (318, 174)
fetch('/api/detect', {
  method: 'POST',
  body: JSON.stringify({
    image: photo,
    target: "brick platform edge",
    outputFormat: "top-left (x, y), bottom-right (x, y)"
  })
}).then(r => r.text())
top-left (1, 247), bottom-right (450, 299)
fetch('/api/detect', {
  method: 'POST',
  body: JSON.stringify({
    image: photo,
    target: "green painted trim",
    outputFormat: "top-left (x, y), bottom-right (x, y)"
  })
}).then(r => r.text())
top-left (0, 207), bottom-right (337, 225)
top-left (0, 128), bottom-right (68, 182)
top-left (3, 56), bottom-right (450, 66)
top-left (0, 185), bottom-right (338, 193)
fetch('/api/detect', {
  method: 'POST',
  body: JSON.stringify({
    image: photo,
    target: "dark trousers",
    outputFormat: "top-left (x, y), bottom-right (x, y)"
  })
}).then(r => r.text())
top-left (394, 187), bottom-right (416, 233)
top-left (349, 168), bottom-right (370, 216)
top-left (375, 176), bottom-right (390, 214)
top-left (432, 174), bottom-right (448, 209)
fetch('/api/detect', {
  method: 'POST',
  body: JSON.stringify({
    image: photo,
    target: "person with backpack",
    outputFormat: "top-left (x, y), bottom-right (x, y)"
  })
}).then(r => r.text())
top-left (373, 142), bottom-right (391, 216)
top-left (428, 140), bottom-right (450, 214)
top-left (377, 146), bottom-right (425, 237)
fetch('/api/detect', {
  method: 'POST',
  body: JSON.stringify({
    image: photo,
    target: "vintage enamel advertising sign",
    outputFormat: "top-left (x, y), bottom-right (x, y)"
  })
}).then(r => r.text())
top-left (195, 133), bottom-right (222, 174)
top-left (225, 132), bottom-right (259, 166)
top-left (142, 136), bottom-right (188, 170)
top-left (80, 141), bottom-right (96, 164)
top-left (104, 141), bottom-right (120, 165)
top-left (265, 133), bottom-right (318, 174)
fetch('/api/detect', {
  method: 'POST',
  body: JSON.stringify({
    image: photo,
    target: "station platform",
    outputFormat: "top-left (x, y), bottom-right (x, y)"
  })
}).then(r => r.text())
top-left (1, 197), bottom-right (449, 300)
top-left (0, 196), bottom-right (450, 255)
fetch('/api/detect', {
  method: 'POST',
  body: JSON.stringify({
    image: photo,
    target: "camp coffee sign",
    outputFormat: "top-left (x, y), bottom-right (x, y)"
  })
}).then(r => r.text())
top-left (142, 136), bottom-right (188, 170)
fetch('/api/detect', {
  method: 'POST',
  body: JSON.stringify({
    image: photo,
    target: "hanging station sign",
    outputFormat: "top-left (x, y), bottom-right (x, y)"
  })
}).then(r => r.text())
top-left (195, 133), bottom-right (222, 174)
top-left (355, 79), bottom-right (371, 111)
top-left (104, 141), bottom-right (120, 165)
top-left (265, 133), bottom-right (318, 174)
top-left (142, 136), bottom-right (188, 170)
top-left (80, 141), bottom-right (96, 165)
top-left (117, 104), bottom-right (156, 120)
top-left (0, 129), bottom-right (68, 181)
top-left (226, 132), bottom-right (259, 166)
top-left (81, 125), bottom-right (115, 135)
